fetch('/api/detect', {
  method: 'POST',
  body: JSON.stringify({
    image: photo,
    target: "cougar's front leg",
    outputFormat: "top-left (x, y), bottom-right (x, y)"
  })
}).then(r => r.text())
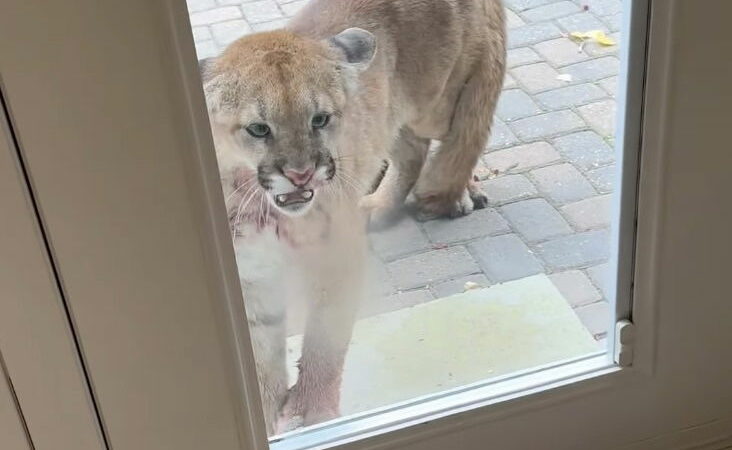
top-left (244, 289), bottom-right (289, 436)
top-left (250, 324), bottom-right (288, 435)
top-left (277, 227), bottom-right (366, 431)
top-left (278, 290), bottom-right (359, 431)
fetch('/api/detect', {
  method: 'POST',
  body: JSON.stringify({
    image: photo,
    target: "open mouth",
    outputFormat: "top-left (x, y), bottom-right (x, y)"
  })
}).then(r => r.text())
top-left (274, 189), bottom-right (314, 208)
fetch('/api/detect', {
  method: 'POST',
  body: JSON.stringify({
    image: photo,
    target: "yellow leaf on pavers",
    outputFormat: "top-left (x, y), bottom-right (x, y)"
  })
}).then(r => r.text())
top-left (570, 30), bottom-right (616, 46)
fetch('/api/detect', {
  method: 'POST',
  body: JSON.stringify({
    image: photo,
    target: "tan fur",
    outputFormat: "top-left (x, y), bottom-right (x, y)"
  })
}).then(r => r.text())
top-left (289, 0), bottom-right (507, 221)
top-left (203, 0), bottom-right (505, 435)
top-left (204, 28), bottom-right (385, 435)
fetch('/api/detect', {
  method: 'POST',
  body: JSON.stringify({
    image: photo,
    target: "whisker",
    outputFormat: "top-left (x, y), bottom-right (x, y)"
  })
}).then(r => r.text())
top-left (337, 178), bottom-right (350, 203)
top-left (234, 184), bottom-right (258, 218)
top-left (225, 178), bottom-right (257, 204)
top-left (230, 189), bottom-right (250, 234)
top-left (337, 171), bottom-right (367, 195)
top-left (258, 193), bottom-right (265, 227)
top-left (334, 175), bottom-right (360, 202)
top-left (233, 185), bottom-right (261, 233)
top-left (325, 179), bottom-right (342, 204)
top-left (265, 194), bottom-right (272, 225)
top-left (227, 182), bottom-right (257, 222)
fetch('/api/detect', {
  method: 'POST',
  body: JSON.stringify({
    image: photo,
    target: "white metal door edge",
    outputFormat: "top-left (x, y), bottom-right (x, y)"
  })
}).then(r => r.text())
top-left (0, 88), bottom-right (106, 449)
top-left (0, 354), bottom-right (32, 450)
top-left (0, 1), bottom-right (263, 448)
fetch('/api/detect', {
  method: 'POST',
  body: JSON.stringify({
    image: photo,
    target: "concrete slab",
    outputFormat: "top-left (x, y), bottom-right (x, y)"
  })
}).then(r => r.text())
top-left (286, 274), bottom-right (600, 416)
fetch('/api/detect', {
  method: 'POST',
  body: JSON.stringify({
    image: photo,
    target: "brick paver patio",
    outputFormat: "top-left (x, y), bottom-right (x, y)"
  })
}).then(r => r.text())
top-left (189, 0), bottom-right (622, 341)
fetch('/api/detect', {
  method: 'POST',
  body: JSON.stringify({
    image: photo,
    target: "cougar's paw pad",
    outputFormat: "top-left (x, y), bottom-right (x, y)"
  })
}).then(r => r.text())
top-left (414, 191), bottom-right (474, 221)
top-left (274, 412), bottom-right (304, 435)
top-left (275, 384), bottom-right (341, 432)
top-left (469, 189), bottom-right (489, 210)
top-left (303, 407), bottom-right (340, 427)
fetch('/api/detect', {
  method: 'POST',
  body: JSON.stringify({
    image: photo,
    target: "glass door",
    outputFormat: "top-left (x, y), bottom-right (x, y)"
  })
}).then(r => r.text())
top-left (179, 0), bottom-right (649, 446)
top-left (7, 1), bottom-right (722, 450)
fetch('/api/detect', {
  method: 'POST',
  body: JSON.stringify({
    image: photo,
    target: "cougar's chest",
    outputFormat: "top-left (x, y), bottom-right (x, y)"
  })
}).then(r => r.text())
top-left (233, 225), bottom-right (288, 284)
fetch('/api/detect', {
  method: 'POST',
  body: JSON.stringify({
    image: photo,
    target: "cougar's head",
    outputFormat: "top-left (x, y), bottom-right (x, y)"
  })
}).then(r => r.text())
top-left (202, 28), bottom-right (376, 218)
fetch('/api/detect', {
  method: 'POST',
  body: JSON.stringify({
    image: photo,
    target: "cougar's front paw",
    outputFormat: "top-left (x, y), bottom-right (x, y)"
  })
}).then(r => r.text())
top-left (274, 407), bottom-right (304, 435)
top-left (275, 385), bottom-right (341, 434)
top-left (414, 189), bottom-right (476, 221)
top-left (275, 389), bottom-right (304, 435)
top-left (468, 179), bottom-right (489, 210)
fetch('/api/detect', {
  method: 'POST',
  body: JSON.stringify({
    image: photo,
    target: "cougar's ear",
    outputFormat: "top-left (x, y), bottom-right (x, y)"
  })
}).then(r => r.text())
top-left (198, 57), bottom-right (225, 113)
top-left (198, 57), bottom-right (215, 83)
top-left (329, 28), bottom-right (376, 70)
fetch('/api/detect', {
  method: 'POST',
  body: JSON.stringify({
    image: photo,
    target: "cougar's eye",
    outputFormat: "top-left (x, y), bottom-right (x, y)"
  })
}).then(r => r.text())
top-left (311, 113), bottom-right (330, 129)
top-left (245, 123), bottom-right (271, 138)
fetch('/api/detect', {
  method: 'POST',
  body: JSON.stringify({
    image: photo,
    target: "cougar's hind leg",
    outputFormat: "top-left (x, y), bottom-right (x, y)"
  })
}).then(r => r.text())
top-left (412, 56), bottom-right (505, 221)
top-left (360, 127), bottom-right (429, 228)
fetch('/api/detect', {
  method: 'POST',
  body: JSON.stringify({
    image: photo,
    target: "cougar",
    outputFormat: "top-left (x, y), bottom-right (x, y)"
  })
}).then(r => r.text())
top-left (201, 0), bottom-right (506, 435)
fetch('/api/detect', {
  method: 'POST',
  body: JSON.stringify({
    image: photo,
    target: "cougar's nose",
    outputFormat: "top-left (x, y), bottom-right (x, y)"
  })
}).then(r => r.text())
top-left (283, 166), bottom-right (315, 187)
